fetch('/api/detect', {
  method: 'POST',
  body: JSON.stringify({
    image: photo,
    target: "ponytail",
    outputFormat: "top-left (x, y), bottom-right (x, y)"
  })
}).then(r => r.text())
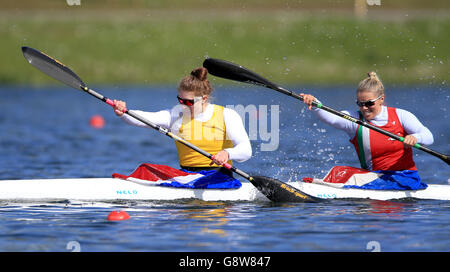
top-left (357, 71), bottom-right (385, 96)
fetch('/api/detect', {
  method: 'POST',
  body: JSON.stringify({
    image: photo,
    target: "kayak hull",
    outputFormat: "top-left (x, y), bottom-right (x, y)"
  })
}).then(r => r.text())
top-left (0, 178), bottom-right (268, 202)
top-left (0, 178), bottom-right (448, 202)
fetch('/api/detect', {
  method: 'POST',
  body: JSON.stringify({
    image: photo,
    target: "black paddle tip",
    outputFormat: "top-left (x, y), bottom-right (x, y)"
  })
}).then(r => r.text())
top-left (250, 176), bottom-right (323, 203)
top-left (203, 58), bottom-right (225, 76)
top-left (203, 58), bottom-right (242, 78)
top-left (21, 46), bottom-right (35, 64)
top-left (21, 46), bottom-right (87, 90)
top-left (21, 46), bottom-right (37, 56)
top-left (203, 57), bottom-right (279, 91)
top-left (202, 57), bottom-right (220, 67)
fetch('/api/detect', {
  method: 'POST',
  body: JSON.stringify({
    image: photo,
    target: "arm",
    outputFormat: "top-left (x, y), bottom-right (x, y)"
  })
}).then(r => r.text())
top-left (396, 108), bottom-right (434, 146)
top-left (223, 108), bottom-right (252, 162)
top-left (113, 100), bottom-right (172, 129)
top-left (120, 110), bottom-right (172, 129)
top-left (301, 93), bottom-right (357, 138)
top-left (313, 107), bottom-right (358, 138)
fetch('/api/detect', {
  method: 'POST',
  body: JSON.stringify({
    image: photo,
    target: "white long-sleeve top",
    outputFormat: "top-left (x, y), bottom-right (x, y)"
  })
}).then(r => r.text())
top-left (313, 105), bottom-right (434, 145)
top-left (120, 104), bottom-right (252, 162)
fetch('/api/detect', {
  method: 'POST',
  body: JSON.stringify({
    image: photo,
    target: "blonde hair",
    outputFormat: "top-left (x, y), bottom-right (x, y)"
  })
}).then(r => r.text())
top-left (357, 71), bottom-right (385, 97)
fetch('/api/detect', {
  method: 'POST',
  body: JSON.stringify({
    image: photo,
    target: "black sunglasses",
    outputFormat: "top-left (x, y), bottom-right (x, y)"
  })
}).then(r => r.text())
top-left (177, 95), bottom-right (195, 106)
top-left (356, 95), bottom-right (383, 107)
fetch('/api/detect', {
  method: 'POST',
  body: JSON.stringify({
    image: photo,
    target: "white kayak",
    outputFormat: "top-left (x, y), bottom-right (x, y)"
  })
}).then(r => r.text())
top-left (0, 178), bottom-right (268, 202)
top-left (297, 181), bottom-right (450, 201)
top-left (0, 177), bottom-right (449, 202)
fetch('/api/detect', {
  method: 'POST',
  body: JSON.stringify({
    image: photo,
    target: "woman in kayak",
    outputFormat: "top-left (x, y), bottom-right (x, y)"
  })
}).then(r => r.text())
top-left (112, 67), bottom-right (252, 184)
top-left (300, 72), bottom-right (433, 190)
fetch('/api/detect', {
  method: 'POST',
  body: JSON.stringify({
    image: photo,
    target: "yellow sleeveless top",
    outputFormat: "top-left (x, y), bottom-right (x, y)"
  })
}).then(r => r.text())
top-left (175, 104), bottom-right (233, 167)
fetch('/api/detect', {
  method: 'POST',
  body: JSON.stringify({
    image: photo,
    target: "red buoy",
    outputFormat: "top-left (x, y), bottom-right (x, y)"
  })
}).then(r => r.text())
top-left (90, 115), bottom-right (105, 129)
top-left (107, 210), bottom-right (130, 221)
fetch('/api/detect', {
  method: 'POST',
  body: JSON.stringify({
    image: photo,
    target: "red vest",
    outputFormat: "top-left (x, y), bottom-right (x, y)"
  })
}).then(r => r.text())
top-left (350, 107), bottom-right (417, 171)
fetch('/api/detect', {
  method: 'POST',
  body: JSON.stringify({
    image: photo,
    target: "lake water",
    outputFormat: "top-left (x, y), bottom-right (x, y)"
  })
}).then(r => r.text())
top-left (0, 85), bottom-right (449, 252)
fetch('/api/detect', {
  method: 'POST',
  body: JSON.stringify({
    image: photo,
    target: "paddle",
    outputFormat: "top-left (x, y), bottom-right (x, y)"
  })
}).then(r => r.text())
top-left (203, 58), bottom-right (450, 166)
top-left (21, 46), bottom-right (321, 203)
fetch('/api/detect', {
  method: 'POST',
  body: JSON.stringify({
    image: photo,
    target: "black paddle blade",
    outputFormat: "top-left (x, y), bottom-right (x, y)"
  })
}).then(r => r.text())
top-left (22, 46), bottom-right (86, 90)
top-left (250, 176), bottom-right (322, 203)
top-left (203, 58), bottom-right (278, 90)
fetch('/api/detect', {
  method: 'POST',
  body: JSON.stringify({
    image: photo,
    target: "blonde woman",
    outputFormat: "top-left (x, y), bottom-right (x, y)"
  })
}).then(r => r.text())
top-left (301, 72), bottom-right (433, 190)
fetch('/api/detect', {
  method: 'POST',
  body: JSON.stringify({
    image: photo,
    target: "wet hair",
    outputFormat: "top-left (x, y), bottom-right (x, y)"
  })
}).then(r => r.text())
top-left (357, 71), bottom-right (385, 97)
top-left (178, 67), bottom-right (213, 97)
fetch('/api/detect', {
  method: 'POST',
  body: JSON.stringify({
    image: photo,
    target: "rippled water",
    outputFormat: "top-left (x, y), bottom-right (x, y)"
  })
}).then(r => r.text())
top-left (0, 85), bottom-right (449, 251)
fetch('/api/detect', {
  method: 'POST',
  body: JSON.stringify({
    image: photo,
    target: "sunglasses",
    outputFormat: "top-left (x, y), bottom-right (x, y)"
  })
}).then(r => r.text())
top-left (356, 95), bottom-right (383, 107)
top-left (177, 95), bottom-right (202, 106)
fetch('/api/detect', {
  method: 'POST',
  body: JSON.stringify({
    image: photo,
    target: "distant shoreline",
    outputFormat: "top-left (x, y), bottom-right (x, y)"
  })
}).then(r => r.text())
top-left (1, 9), bottom-right (449, 86)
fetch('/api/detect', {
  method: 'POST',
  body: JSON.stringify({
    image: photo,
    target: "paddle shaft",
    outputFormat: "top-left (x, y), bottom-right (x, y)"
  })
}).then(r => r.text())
top-left (203, 58), bottom-right (449, 165)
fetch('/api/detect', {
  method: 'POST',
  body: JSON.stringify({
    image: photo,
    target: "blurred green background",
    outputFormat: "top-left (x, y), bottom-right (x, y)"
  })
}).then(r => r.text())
top-left (1, 0), bottom-right (449, 85)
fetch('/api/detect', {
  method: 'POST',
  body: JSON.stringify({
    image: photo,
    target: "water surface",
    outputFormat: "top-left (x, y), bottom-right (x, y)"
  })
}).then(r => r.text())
top-left (0, 85), bottom-right (449, 251)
